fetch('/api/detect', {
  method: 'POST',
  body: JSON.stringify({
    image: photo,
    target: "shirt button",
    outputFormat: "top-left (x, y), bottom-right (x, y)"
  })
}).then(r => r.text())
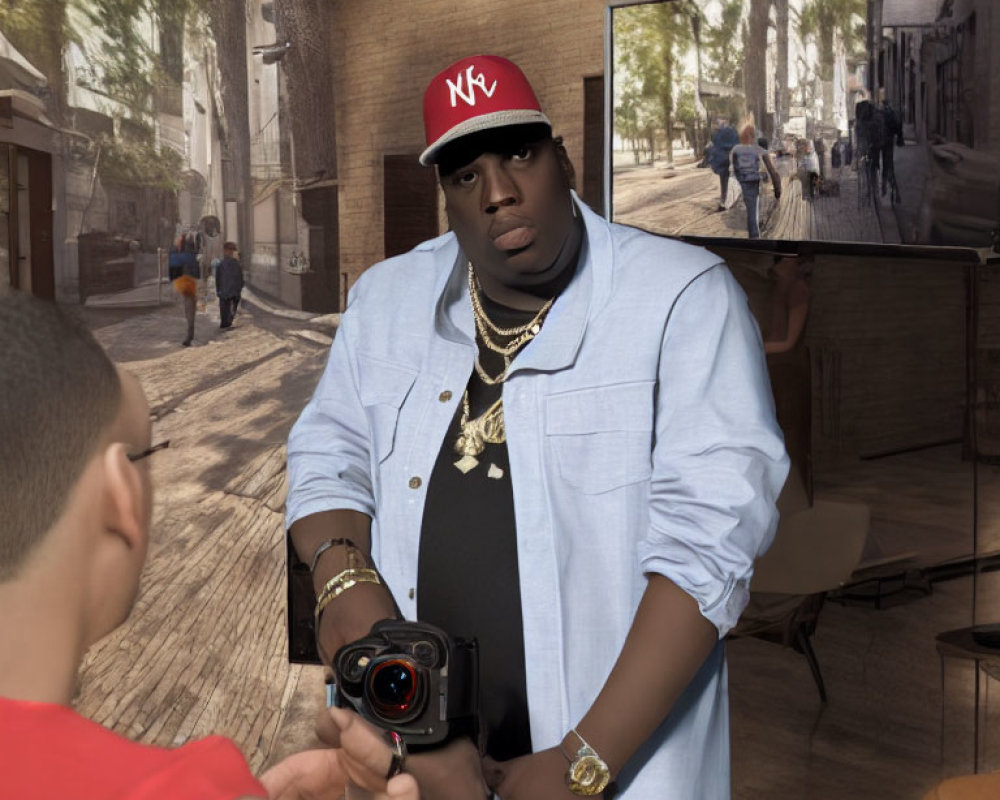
top-left (408, 476), bottom-right (422, 489)
top-left (408, 587), bottom-right (415, 600)
top-left (439, 390), bottom-right (452, 402)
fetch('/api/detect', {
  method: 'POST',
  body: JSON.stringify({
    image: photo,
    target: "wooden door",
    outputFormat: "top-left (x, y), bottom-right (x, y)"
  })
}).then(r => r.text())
top-left (383, 154), bottom-right (438, 260)
top-left (583, 74), bottom-right (605, 216)
top-left (24, 147), bottom-right (54, 300)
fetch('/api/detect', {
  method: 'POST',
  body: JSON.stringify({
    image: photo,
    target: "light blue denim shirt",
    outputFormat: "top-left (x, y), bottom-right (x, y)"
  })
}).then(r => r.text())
top-left (286, 195), bottom-right (788, 798)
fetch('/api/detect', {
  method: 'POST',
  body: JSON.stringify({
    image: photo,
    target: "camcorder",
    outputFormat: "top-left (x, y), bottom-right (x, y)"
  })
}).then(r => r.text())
top-left (332, 619), bottom-right (479, 749)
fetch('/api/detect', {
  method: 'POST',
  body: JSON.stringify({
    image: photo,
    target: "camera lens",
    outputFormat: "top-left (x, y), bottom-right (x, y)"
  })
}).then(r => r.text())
top-left (368, 658), bottom-right (418, 719)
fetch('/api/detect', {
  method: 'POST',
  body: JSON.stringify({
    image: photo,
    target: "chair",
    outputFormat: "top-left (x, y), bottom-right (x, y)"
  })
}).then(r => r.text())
top-left (731, 477), bottom-right (870, 703)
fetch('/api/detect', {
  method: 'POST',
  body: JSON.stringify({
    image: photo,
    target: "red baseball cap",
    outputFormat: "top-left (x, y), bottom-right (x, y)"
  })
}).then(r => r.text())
top-left (420, 55), bottom-right (551, 166)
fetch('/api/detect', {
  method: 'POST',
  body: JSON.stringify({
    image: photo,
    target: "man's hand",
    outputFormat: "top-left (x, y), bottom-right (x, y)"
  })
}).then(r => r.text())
top-left (483, 748), bottom-right (598, 800)
top-left (315, 707), bottom-right (487, 800)
top-left (260, 706), bottom-right (420, 800)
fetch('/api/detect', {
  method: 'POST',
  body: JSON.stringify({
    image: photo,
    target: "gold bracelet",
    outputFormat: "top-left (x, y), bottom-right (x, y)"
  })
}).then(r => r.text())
top-left (314, 568), bottom-right (382, 625)
top-left (309, 537), bottom-right (364, 574)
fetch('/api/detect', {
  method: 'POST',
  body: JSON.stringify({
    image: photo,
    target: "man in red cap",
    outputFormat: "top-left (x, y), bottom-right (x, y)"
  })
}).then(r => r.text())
top-left (287, 55), bottom-right (787, 800)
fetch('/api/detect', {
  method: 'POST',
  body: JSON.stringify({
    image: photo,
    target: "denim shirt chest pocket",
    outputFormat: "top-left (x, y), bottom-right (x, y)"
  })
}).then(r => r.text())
top-left (357, 354), bottom-right (418, 464)
top-left (544, 381), bottom-right (655, 494)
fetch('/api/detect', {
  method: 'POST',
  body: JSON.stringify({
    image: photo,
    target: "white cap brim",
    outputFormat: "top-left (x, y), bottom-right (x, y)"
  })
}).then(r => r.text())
top-left (419, 109), bottom-right (551, 166)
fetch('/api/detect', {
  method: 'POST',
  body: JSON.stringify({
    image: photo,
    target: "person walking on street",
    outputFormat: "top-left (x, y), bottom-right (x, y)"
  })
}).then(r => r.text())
top-left (831, 137), bottom-right (843, 178)
top-left (172, 235), bottom-right (201, 347)
top-left (813, 136), bottom-right (826, 180)
top-left (731, 124), bottom-right (782, 239)
top-left (796, 139), bottom-right (821, 201)
top-left (709, 120), bottom-right (739, 211)
top-left (216, 242), bottom-right (244, 330)
top-left (879, 99), bottom-right (903, 201)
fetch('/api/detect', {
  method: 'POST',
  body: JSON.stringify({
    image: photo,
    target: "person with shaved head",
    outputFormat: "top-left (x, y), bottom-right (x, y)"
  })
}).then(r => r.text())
top-left (0, 291), bottom-right (419, 800)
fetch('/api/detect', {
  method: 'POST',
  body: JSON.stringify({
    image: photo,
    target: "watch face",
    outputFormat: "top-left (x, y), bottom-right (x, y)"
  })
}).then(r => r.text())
top-left (567, 753), bottom-right (611, 796)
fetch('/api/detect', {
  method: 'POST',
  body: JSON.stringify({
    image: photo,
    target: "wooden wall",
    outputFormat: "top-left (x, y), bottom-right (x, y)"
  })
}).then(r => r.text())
top-left (719, 245), bottom-right (973, 463)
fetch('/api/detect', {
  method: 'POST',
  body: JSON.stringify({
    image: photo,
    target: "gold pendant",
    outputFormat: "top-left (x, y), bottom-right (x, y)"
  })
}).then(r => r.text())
top-left (453, 392), bottom-right (505, 474)
top-left (455, 429), bottom-right (484, 458)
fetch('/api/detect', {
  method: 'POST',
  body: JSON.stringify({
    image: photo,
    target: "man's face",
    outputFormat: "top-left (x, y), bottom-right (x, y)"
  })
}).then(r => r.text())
top-left (438, 128), bottom-right (575, 293)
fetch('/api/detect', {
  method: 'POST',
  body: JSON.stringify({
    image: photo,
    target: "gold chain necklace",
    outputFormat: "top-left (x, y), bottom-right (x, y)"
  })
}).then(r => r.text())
top-left (454, 262), bottom-right (555, 472)
top-left (453, 392), bottom-right (505, 473)
top-left (474, 354), bottom-right (507, 386)
top-left (468, 262), bottom-right (553, 357)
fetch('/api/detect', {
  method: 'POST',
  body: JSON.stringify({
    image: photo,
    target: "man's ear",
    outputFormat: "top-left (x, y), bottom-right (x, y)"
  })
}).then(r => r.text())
top-left (553, 136), bottom-right (577, 191)
top-left (101, 443), bottom-right (147, 551)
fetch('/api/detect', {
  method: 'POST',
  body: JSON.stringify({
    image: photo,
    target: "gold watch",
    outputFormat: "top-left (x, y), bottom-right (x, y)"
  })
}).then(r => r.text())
top-left (561, 729), bottom-right (611, 796)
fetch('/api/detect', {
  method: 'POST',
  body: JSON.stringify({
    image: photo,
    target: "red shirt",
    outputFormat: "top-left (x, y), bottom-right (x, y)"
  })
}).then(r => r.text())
top-left (0, 697), bottom-right (265, 799)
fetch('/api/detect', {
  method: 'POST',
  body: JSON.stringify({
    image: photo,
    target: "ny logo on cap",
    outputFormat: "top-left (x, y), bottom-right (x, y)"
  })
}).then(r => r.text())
top-left (446, 65), bottom-right (497, 108)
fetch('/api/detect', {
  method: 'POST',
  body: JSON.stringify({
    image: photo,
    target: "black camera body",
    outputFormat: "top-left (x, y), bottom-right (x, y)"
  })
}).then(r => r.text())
top-left (332, 619), bottom-right (479, 749)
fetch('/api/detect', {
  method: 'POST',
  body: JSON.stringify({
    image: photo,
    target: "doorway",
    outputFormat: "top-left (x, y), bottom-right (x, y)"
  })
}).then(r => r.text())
top-left (0, 143), bottom-right (54, 299)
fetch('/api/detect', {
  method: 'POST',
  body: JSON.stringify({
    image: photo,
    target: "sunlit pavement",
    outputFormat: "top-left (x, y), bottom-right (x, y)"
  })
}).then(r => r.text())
top-left (70, 291), bottom-right (336, 771)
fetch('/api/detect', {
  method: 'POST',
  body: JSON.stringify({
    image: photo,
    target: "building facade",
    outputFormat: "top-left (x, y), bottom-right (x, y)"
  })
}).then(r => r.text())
top-left (0, 3), bottom-right (228, 303)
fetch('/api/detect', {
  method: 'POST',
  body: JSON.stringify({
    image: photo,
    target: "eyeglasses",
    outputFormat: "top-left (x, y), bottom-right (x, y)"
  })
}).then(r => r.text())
top-left (127, 440), bottom-right (171, 462)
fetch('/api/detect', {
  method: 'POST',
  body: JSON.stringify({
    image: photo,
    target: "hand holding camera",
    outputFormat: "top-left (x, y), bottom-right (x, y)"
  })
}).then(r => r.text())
top-left (332, 619), bottom-right (479, 750)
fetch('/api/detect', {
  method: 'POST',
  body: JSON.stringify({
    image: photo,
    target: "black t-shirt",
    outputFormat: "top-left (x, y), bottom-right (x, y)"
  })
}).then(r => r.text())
top-left (416, 297), bottom-right (539, 762)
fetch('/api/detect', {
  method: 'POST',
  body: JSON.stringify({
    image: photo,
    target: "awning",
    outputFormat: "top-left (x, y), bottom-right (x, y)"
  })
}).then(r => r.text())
top-left (0, 30), bottom-right (47, 89)
top-left (882, 0), bottom-right (942, 27)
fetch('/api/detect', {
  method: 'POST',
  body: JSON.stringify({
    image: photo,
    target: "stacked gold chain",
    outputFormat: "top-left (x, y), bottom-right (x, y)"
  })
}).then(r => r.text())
top-left (467, 262), bottom-right (553, 385)
top-left (454, 262), bottom-right (554, 473)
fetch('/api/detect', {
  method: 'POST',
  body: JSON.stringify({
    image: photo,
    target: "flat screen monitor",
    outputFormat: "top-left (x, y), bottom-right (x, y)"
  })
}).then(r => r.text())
top-left (605, 0), bottom-right (999, 250)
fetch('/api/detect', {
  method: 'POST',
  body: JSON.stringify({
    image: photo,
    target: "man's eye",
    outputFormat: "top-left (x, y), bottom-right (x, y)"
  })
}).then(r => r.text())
top-left (456, 171), bottom-right (476, 186)
top-left (512, 145), bottom-right (532, 161)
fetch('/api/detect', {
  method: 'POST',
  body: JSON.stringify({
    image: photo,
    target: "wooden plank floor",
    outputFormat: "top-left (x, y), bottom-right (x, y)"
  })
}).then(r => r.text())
top-left (613, 151), bottom-right (906, 245)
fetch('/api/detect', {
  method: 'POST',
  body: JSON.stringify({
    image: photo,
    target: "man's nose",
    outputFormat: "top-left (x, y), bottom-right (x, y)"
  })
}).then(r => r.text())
top-left (481, 160), bottom-right (518, 213)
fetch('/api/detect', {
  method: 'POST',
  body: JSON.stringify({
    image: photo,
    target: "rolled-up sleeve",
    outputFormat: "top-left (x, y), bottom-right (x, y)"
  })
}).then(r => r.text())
top-left (286, 293), bottom-right (376, 529)
top-left (637, 263), bottom-right (789, 636)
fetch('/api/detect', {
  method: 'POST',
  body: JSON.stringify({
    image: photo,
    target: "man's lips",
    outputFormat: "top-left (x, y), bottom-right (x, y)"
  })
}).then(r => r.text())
top-left (489, 215), bottom-right (535, 251)
top-left (491, 225), bottom-right (535, 251)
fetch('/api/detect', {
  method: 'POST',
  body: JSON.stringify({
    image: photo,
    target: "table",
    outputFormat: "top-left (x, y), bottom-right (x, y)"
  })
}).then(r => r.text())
top-left (936, 625), bottom-right (1000, 773)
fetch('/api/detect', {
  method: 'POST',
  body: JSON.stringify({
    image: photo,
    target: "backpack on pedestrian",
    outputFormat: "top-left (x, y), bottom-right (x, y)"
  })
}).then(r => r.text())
top-left (733, 147), bottom-right (762, 183)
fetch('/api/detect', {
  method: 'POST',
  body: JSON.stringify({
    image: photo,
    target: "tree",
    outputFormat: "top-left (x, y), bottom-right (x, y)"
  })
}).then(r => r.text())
top-left (775, 0), bottom-right (790, 137)
top-left (743, 0), bottom-right (773, 138)
top-left (681, 0), bottom-right (709, 158)
top-left (615, 87), bottom-right (645, 164)
top-left (614, 2), bottom-right (693, 165)
top-left (702, 0), bottom-right (744, 87)
top-left (799, 0), bottom-right (867, 127)
top-left (675, 87), bottom-right (700, 148)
